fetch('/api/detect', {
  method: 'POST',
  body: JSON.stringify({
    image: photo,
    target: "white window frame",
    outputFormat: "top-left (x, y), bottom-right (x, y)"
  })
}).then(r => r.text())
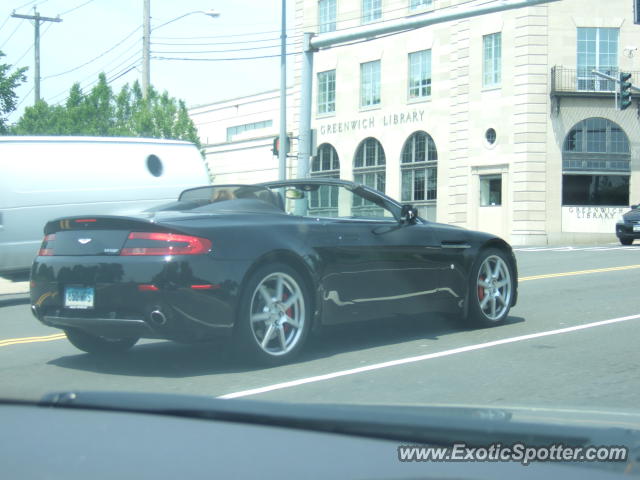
top-left (409, 0), bottom-right (432, 11)
top-left (401, 131), bottom-right (437, 202)
top-left (317, 70), bottom-right (336, 115)
top-left (362, 0), bottom-right (381, 24)
top-left (360, 60), bottom-right (381, 108)
top-left (408, 50), bottom-right (432, 99)
top-left (576, 27), bottom-right (619, 92)
top-left (483, 32), bottom-right (502, 88)
top-left (318, 0), bottom-right (337, 33)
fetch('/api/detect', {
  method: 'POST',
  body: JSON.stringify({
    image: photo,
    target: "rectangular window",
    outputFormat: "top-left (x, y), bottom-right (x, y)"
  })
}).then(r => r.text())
top-left (402, 167), bottom-right (437, 202)
top-left (360, 60), bottom-right (381, 108)
top-left (226, 120), bottom-right (273, 142)
top-left (409, 0), bottom-right (432, 11)
top-left (480, 175), bottom-right (502, 206)
top-left (636, 0), bottom-right (640, 24)
top-left (562, 174), bottom-right (629, 206)
top-left (577, 27), bottom-right (619, 91)
top-left (483, 32), bottom-right (502, 88)
top-left (408, 50), bottom-right (432, 99)
top-left (362, 0), bottom-right (381, 24)
top-left (318, 0), bottom-right (336, 33)
top-left (317, 70), bottom-right (336, 114)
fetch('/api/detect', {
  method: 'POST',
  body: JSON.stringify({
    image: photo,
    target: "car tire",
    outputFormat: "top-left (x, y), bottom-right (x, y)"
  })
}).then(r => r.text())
top-left (234, 263), bottom-right (312, 366)
top-left (619, 237), bottom-right (634, 246)
top-left (464, 248), bottom-right (515, 328)
top-left (64, 328), bottom-right (138, 354)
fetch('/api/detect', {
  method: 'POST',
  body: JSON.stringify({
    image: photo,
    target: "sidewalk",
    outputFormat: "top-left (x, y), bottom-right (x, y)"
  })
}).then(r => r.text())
top-left (0, 277), bottom-right (29, 296)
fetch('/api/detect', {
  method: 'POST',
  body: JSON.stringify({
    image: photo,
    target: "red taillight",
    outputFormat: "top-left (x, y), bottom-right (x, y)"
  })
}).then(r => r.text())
top-left (120, 232), bottom-right (212, 256)
top-left (38, 234), bottom-right (56, 256)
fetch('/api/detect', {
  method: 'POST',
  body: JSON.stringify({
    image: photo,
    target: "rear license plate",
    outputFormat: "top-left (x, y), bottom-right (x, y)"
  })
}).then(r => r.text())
top-left (633, 225), bottom-right (640, 232)
top-left (64, 287), bottom-right (95, 309)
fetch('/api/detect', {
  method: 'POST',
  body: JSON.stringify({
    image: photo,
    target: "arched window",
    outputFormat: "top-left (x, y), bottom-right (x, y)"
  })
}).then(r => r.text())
top-left (562, 118), bottom-right (630, 206)
top-left (353, 137), bottom-right (386, 193)
top-left (401, 131), bottom-right (437, 202)
top-left (310, 143), bottom-right (340, 214)
top-left (311, 143), bottom-right (340, 178)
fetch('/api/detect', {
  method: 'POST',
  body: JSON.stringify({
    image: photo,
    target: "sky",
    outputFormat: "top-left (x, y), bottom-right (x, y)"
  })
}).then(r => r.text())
top-left (0, 0), bottom-right (298, 124)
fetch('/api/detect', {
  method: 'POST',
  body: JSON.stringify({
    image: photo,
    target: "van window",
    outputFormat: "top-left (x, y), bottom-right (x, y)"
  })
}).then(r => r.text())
top-left (146, 154), bottom-right (163, 177)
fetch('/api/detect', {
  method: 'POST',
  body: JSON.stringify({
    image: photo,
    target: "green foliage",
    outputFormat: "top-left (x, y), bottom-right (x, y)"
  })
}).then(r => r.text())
top-left (11, 73), bottom-right (201, 149)
top-left (0, 50), bottom-right (28, 134)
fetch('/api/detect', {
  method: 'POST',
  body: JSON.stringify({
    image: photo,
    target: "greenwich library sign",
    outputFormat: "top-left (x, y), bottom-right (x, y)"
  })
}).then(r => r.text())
top-left (561, 206), bottom-right (628, 233)
top-left (318, 109), bottom-right (425, 136)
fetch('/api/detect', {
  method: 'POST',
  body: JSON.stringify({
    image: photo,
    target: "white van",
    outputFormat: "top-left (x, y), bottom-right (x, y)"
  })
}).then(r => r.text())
top-left (0, 136), bottom-right (211, 276)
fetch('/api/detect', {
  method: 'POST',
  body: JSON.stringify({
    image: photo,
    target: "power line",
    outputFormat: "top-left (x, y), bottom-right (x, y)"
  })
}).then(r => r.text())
top-left (152, 51), bottom-right (302, 62)
top-left (151, 42), bottom-right (301, 55)
top-left (43, 24), bottom-right (142, 79)
top-left (153, 28), bottom-right (298, 41)
top-left (0, 15), bottom-right (11, 34)
top-left (106, 60), bottom-right (141, 84)
top-left (152, 34), bottom-right (303, 47)
top-left (0, 20), bottom-right (23, 49)
top-left (14, 0), bottom-right (38, 10)
top-left (10, 21), bottom-right (53, 65)
top-left (47, 48), bottom-right (142, 104)
top-left (58, 0), bottom-right (97, 16)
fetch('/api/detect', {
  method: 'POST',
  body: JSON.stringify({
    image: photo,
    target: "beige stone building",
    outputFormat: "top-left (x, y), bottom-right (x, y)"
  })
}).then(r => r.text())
top-left (192, 0), bottom-right (640, 245)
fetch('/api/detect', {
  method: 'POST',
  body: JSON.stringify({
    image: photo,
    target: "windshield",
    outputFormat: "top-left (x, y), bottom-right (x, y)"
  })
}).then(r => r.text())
top-left (2, 0), bottom-right (640, 475)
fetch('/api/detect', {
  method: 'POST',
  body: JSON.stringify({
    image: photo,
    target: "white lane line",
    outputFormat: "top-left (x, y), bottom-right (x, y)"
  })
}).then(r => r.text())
top-left (514, 246), bottom-right (639, 252)
top-left (218, 313), bottom-right (640, 400)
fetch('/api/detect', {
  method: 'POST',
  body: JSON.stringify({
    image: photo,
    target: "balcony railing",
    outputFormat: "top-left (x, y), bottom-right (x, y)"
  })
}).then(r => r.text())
top-left (550, 66), bottom-right (640, 95)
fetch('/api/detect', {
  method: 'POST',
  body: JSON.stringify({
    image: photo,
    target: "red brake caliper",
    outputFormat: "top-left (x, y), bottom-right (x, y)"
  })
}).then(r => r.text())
top-left (478, 275), bottom-right (486, 301)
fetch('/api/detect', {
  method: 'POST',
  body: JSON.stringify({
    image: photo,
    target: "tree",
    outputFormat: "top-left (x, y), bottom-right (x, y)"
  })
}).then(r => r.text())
top-left (0, 50), bottom-right (28, 134)
top-left (12, 73), bottom-right (202, 149)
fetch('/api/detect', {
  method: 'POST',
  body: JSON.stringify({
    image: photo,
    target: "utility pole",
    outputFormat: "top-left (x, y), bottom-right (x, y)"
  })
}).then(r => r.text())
top-left (142, 0), bottom-right (151, 97)
top-left (11, 8), bottom-right (62, 104)
top-left (278, 0), bottom-right (287, 180)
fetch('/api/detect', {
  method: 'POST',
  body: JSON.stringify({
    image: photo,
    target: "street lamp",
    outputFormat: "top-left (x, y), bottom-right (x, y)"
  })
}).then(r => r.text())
top-left (142, 5), bottom-right (221, 97)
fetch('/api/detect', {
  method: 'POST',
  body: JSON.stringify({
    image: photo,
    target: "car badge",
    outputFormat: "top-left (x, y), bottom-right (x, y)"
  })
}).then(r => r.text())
top-left (78, 238), bottom-right (92, 244)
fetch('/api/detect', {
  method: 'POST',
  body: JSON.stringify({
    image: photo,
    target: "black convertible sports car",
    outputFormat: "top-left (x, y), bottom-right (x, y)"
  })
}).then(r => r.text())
top-left (30, 179), bottom-right (518, 364)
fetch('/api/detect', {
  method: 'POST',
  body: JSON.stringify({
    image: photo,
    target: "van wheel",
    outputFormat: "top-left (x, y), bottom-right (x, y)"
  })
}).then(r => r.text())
top-left (234, 263), bottom-right (311, 366)
top-left (64, 328), bottom-right (138, 354)
top-left (620, 237), bottom-right (633, 246)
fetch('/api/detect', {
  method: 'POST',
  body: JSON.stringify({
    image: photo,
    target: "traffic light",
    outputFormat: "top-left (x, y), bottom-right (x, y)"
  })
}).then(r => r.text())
top-left (619, 72), bottom-right (633, 111)
top-left (272, 136), bottom-right (290, 156)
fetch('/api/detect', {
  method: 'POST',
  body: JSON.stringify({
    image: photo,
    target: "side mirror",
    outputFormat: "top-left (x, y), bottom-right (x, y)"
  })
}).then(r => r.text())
top-left (400, 204), bottom-right (418, 224)
top-left (631, 204), bottom-right (638, 209)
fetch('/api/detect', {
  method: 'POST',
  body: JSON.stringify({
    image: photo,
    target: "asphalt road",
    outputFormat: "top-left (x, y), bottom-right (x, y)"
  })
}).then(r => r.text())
top-left (1, 244), bottom-right (639, 413)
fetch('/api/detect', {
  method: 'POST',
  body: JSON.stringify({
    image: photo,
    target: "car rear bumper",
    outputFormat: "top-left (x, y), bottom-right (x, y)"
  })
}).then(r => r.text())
top-left (30, 255), bottom-right (250, 342)
top-left (38, 312), bottom-right (154, 339)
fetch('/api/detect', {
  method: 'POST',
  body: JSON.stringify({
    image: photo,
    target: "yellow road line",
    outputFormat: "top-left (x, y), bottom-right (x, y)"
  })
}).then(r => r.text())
top-left (0, 333), bottom-right (66, 348)
top-left (520, 264), bottom-right (640, 282)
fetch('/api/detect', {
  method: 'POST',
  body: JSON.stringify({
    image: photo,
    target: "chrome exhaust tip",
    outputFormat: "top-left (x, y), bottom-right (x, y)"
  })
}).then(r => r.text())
top-left (149, 310), bottom-right (167, 326)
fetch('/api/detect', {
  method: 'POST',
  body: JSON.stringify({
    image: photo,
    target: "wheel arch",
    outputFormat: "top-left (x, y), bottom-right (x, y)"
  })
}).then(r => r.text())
top-left (461, 238), bottom-right (518, 319)
top-left (236, 249), bottom-right (319, 329)
top-left (477, 238), bottom-right (518, 307)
